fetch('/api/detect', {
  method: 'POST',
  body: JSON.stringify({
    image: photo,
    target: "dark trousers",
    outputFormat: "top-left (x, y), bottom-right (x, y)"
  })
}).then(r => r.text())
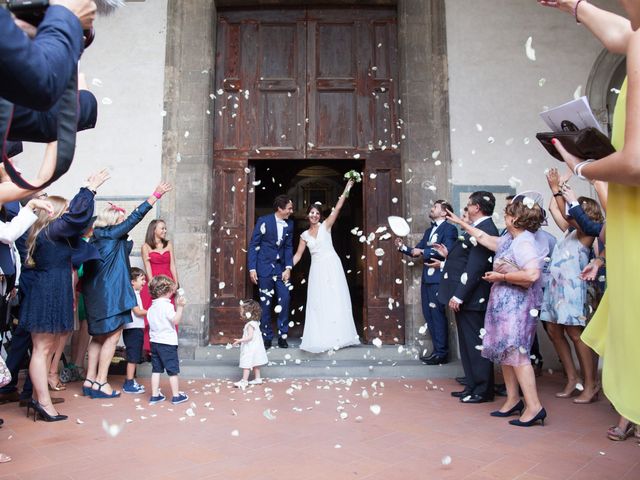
top-left (456, 309), bottom-right (494, 398)
top-left (257, 275), bottom-right (290, 341)
top-left (0, 325), bottom-right (33, 398)
top-left (421, 283), bottom-right (448, 358)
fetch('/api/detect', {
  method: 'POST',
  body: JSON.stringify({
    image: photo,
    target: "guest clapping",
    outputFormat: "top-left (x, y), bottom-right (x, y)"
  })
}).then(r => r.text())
top-left (542, 169), bottom-right (603, 404)
top-left (20, 170), bottom-right (109, 421)
top-left (446, 194), bottom-right (549, 427)
top-left (82, 182), bottom-right (172, 399)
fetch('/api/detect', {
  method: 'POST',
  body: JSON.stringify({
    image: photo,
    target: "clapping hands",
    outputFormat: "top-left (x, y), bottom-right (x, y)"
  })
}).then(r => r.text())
top-left (26, 198), bottom-right (55, 216)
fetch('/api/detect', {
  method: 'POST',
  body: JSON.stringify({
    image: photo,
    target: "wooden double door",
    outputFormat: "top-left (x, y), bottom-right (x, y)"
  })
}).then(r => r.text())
top-left (210, 7), bottom-right (404, 345)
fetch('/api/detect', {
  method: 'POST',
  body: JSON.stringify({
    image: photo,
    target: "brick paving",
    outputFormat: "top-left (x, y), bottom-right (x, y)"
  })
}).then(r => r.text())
top-left (0, 373), bottom-right (638, 479)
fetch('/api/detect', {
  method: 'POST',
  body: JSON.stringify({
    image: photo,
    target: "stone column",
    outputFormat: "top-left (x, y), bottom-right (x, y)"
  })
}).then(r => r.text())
top-left (161, 0), bottom-right (217, 357)
top-left (398, 0), bottom-right (452, 350)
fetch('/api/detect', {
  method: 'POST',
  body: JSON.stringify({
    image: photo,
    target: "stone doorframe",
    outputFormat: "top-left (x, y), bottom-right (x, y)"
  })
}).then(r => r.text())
top-left (160, 0), bottom-right (451, 357)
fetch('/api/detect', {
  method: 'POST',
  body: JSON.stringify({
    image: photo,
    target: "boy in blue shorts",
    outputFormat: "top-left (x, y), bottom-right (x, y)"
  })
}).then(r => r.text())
top-left (147, 274), bottom-right (188, 405)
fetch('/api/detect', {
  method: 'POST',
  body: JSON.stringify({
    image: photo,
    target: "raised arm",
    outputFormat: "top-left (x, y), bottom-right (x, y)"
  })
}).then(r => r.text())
top-left (172, 296), bottom-right (186, 326)
top-left (106, 183), bottom-right (172, 239)
top-left (538, 0), bottom-right (632, 54)
top-left (551, 35), bottom-right (640, 184)
top-left (293, 238), bottom-right (307, 266)
top-left (445, 210), bottom-right (499, 252)
top-left (0, 142), bottom-right (59, 205)
top-left (0, 200), bottom-right (53, 244)
top-left (325, 180), bottom-right (354, 230)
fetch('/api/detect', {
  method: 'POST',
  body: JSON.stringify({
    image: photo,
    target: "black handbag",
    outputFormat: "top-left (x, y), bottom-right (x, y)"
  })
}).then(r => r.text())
top-left (536, 120), bottom-right (615, 162)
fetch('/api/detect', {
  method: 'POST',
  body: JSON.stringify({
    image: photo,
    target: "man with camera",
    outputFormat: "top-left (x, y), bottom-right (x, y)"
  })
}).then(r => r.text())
top-left (1, 0), bottom-right (97, 111)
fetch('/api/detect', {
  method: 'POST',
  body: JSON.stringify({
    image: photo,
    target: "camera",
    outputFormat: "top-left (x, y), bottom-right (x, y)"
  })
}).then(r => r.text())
top-left (6, 0), bottom-right (97, 47)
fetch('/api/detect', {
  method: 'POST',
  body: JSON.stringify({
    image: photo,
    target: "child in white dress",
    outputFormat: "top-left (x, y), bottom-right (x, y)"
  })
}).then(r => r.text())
top-left (233, 299), bottom-right (268, 388)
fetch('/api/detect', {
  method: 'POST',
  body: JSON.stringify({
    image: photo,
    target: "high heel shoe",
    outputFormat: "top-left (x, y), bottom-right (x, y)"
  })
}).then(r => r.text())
top-left (82, 379), bottom-right (95, 397)
top-left (32, 401), bottom-right (67, 422)
top-left (47, 373), bottom-right (66, 391)
top-left (573, 386), bottom-right (600, 404)
top-left (25, 398), bottom-right (37, 421)
top-left (555, 381), bottom-right (581, 398)
top-left (490, 399), bottom-right (524, 417)
top-left (509, 408), bottom-right (547, 427)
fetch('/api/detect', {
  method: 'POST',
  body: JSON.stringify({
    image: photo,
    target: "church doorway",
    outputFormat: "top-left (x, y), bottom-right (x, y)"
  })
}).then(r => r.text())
top-left (250, 159), bottom-right (365, 343)
top-left (209, 6), bottom-right (405, 345)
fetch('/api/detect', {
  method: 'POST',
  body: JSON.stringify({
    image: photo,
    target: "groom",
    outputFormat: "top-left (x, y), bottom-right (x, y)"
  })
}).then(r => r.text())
top-left (248, 194), bottom-right (294, 349)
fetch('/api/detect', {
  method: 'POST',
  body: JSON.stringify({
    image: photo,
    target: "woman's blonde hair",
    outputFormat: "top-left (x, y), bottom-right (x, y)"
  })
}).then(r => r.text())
top-left (94, 205), bottom-right (124, 228)
top-left (25, 195), bottom-right (69, 267)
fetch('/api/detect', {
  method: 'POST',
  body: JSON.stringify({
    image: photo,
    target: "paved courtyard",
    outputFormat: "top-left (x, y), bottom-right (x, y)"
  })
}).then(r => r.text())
top-left (0, 373), bottom-right (638, 480)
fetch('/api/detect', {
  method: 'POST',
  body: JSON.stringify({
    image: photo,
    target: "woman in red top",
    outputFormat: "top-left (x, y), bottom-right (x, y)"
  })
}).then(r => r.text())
top-left (140, 219), bottom-right (179, 352)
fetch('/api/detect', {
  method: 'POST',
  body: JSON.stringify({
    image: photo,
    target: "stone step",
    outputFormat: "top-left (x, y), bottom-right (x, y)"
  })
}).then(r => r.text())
top-left (137, 356), bottom-right (462, 380)
top-left (193, 343), bottom-right (428, 362)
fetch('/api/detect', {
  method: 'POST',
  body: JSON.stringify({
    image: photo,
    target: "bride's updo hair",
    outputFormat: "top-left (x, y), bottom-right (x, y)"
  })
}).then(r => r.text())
top-left (306, 203), bottom-right (324, 221)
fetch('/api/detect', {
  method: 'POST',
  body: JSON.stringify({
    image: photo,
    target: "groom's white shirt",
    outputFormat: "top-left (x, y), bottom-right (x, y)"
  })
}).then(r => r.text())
top-left (275, 214), bottom-right (287, 244)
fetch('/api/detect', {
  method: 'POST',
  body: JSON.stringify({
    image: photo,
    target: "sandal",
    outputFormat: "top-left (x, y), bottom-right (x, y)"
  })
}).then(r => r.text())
top-left (90, 382), bottom-right (120, 399)
top-left (607, 423), bottom-right (634, 441)
top-left (47, 373), bottom-right (66, 391)
top-left (82, 379), bottom-right (95, 397)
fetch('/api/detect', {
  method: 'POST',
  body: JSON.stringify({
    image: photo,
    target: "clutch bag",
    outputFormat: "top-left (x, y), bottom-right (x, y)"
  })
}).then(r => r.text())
top-left (536, 120), bottom-right (615, 162)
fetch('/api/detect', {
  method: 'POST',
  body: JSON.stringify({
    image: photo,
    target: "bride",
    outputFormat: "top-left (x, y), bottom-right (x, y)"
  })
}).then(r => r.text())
top-left (293, 179), bottom-right (360, 353)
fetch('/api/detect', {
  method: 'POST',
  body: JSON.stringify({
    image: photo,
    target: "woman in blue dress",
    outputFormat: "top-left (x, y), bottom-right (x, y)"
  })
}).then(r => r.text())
top-left (82, 182), bottom-right (171, 399)
top-left (21, 170), bottom-right (110, 422)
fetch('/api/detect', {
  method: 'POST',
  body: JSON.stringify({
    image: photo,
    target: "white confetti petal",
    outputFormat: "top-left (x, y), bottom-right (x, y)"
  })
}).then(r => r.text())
top-left (369, 404), bottom-right (381, 415)
top-left (101, 420), bottom-right (123, 438)
top-left (441, 455), bottom-right (452, 466)
top-left (231, 429), bottom-right (239, 437)
top-left (525, 36), bottom-right (536, 61)
top-left (372, 338), bottom-right (382, 348)
top-left (101, 97), bottom-right (112, 105)
top-left (460, 273), bottom-right (468, 285)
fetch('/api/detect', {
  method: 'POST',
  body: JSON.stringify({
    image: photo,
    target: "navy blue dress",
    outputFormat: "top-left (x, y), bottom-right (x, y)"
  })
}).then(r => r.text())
top-left (83, 200), bottom-right (153, 336)
top-left (20, 188), bottom-right (96, 334)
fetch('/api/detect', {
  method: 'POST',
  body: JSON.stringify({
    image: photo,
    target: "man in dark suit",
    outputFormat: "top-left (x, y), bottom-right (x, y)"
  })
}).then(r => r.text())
top-left (396, 200), bottom-right (458, 365)
top-left (248, 195), bottom-right (294, 349)
top-left (438, 191), bottom-right (498, 403)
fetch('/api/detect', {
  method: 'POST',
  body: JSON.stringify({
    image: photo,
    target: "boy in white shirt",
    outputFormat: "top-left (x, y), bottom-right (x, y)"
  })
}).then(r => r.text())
top-left (146, 274), bottom-right (188, 405)
top-left (122, 267), bottom-right (147, 394)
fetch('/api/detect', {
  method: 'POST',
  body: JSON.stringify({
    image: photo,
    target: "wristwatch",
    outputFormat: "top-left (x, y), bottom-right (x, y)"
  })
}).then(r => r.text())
top-left (553, 191), bottom-right (563, 197)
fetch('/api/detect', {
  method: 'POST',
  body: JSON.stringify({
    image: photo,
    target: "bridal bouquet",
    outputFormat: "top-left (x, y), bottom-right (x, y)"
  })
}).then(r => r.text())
top-left (344, 170), bottom-right (362, 183)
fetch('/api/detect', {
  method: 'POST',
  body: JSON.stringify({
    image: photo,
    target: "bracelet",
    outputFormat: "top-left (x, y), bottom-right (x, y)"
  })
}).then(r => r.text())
top-left (574, 0), bottom-right (585, 24)
top-left (153, 191), bottom-right (163, 199)
top-left (574, 159), bottom-right (595, 180)
top-left (595, 255), bottom-right (606, 264)
top-left (553, 191), bottom-right (563, 197)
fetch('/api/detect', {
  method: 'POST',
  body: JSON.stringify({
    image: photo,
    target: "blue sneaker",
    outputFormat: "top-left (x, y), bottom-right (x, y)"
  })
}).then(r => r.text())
top-left (123, 380), bottom-right (145, 394)
top-left (171, 392), bottom-right (189, 405)
top-left (149, 392), bottom-right (166, 405)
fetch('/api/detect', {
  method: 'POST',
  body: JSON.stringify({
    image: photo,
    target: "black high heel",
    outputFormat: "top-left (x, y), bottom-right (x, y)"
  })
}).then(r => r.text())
top-left (509, 408), bottom-right (547, 427)
top-left (25, 398), bottom-right (37, 421)
top-left (32, 401), bottom-right (68, 422)
top-left (490, 399), bottom-right (524, 417)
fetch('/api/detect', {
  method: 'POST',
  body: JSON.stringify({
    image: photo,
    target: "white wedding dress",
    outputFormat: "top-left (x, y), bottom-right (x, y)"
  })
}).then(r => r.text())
top-left (299, 222), bottom-right (360, 353)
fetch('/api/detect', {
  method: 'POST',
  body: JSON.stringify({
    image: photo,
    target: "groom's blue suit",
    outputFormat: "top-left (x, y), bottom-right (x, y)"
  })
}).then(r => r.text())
top-left (248, 214), bottom-right (294, 341)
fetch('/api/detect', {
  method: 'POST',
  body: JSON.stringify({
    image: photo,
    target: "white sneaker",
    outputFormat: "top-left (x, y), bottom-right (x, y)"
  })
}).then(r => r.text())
top-left (234, 380), bottom-right (248, 389)
top-left (248, 378), bottom-right (263, 385)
